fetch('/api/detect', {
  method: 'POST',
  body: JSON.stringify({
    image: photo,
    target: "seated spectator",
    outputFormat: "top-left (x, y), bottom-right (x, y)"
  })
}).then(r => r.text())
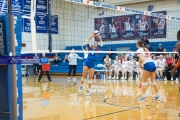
top-left (156, 55), bottom-right (166, 80)
top-left (104, 55), bottom-right (111, 79)
top-left (102, 47), bottom-right (116, 61)
top-left (164, 54), bottom-right (175, 81)
top-left (156, 44), bottom-right (164, 56)
top-left (146, 43), bottom-right (153, 52)
top-left (63, 54), bottom-right (69, 62)
top-left (54, 53), bottom-right (61, 66)
top-left (142, 37), bottom-right (150, 45)
top-left (125, 49), bottom-right (134, 59)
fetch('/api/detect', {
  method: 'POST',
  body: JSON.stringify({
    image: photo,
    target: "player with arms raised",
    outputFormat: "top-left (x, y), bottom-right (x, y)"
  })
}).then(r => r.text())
top-left (79, 30), bottom-right (103, 96)
top-left (136, 40), bottom-right (160, 101)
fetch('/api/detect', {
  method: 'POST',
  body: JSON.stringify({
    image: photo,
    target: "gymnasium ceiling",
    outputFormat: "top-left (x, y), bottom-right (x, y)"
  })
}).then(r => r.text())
top-left (101, 0), bottom-right (156, 5)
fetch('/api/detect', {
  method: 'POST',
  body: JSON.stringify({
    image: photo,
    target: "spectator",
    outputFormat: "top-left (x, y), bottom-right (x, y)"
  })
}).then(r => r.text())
top-left (63, 54), bottom-right (68, 62)
top-left (54, 53), bottom-right (61, 66)
top-left (142, 37), bottom-right (150, 45)
top-left (164, 54), bottom-right (175, 81)
top-left (125, 49), bottom-right (134, 59)
top-left (156, 44), bottom-right (164, 56)
top-left (33, 53), bottom-right (40, 75)
top-left (38, 53), bottom-right (52, 82)
top-left (146, 43), bottom-right (153, 52)
top-left (102, 47), bottom-right (115, 61)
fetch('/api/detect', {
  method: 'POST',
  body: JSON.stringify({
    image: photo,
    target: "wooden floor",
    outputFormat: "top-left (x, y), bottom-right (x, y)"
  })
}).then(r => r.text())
top-left (23, 75), bottom-right (180, 120)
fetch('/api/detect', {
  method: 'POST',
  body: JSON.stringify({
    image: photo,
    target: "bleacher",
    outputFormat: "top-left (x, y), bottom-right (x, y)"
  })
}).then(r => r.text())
top-left (22, 41), bottom-right (177, 74)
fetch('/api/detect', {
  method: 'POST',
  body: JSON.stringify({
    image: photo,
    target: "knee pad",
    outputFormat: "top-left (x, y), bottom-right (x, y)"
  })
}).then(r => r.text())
top-left (151, 81), bottom-right (157, 86)
top-left (88, 80), bottom-right (92, 84)
top-left (141, 82), bottom-right (148, 86)
top-left (81, 78), bottom-right (85, 81)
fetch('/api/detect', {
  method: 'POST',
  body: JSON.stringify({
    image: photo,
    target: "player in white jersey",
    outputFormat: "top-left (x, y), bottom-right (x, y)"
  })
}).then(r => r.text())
top-left (109, 18), bottom-right (116, 33)
top-left (121, 57), bottom-right (129, 80)
top-left (128, 56), bottom-right (135, 80)
top-left (99, 19), bottom-right (105, 33)
top-left (104, 55), bottom-right (111, 79)
top-left (109, 55), bottom-right (121, 80)
top-left (136, 40), bottom-right (160, 102)
top-left (156, 55), bottom-right (166, 80)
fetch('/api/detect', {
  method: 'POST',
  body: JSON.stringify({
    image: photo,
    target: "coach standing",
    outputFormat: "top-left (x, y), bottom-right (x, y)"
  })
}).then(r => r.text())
top-left (38, 53), bottom-right (52, 82)
top-left (67, 49), bottom-right (83, 82)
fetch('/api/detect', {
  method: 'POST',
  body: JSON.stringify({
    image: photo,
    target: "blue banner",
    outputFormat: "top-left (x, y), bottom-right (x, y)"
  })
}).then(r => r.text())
top-left (12, 0), bottom-right (23, 11)
top-left (51, 15), bottom-right (58, 34)
top-left (36, 13), bottom-right (48, 33)
top-left (23, 12), bottom-right (31, 32)
top-left (23, 0), bottom-right (31, 11)
top-left (36, 0), bottom-right (48, 13)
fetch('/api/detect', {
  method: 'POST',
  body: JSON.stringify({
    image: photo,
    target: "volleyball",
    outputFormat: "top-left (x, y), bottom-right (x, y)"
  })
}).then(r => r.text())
top-left (94, 30), bottom-right (100, 36)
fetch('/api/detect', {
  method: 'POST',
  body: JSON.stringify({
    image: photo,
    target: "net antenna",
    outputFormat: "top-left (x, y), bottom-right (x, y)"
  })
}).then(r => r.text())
top-left (22, 0), bottom-right (37, 52)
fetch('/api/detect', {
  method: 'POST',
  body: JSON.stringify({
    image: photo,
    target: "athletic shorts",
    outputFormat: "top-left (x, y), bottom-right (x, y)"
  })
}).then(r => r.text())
top-left (144, 62), bottom-right (156, 72)
top-left (84, 59), bottom-right (95, 69)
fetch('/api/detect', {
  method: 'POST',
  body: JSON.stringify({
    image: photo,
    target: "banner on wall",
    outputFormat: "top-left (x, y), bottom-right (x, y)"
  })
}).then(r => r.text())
top-left (12, 0), bottom-right (23, 11)
top-left (23, 12), bottom-right (31, 32)
top-left (151, 11), bottom-right (167, 38)
top-left (95, 11), bottom-right (166, 41)
top-left (135, 14), bottom-right (150, 39)
top-left (107, 16), bottom-right (121, 40)
top-left (36, 0), bottom-right (48, 13)
top-left (36, 13), bottom-right (48, 33)
top-left (94, 18), bottom-right (108, 41)
top-left (23, 0), bottom-right (31, 11)
top-left (121, 15), bottom-right (136, 40)
top-left (51, 15), bottom-right (58, 34)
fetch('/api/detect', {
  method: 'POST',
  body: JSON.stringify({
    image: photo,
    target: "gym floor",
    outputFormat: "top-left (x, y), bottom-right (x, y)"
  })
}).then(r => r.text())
top-left (23, 76), bottom-right (180, 120)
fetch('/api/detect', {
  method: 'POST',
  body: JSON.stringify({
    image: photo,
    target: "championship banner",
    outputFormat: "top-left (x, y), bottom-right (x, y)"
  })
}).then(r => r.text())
top-left (107, 16), bottom-right (121, 40)
top-left (94, 18), bottom-right (108, 41)
top-left (150, 11), bottom-right (166, 38)
top-left (121, 15), bottom-right (136, 40)
top-left (36, 13), bottom-right (48, 33)
top-left (23, 12), bottom-right (31, 32)
top-left (12, 0), bottom-right (23, 11)
top-left (135, 14), bottom-right (150, 39)
top-left (51, 15), bottom-right (58, 34)
top-left (23, 0), bottom-right (31, 11)
top-left (36, 0), bottom-right (48, 13)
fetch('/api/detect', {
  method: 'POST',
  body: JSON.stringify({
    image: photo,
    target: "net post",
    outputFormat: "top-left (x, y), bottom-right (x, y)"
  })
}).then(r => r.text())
top-left (48, 0), bottom-right (52, 52)
top-left (8, 0), bottom-right (17, 120)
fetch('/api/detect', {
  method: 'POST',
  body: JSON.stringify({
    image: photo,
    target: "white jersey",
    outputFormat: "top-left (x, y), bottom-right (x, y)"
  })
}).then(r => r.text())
top-left (158, 19), bottom-right (165, 29)
top-left (114, 60), bottom-right (121, 68)
top-left (157, 59), bottom-right (166, 68)
top-left (133, 62), bottom-right (140, 69)
top-left (122, 61), bottom-right (129, 68)
top-left (129, 60), bottom-right (134, 68)
top-left (136, 47), bottom-right (153, 65)
top-left (125, 22), bottom-right (131, 31)
top-left (139, 20), bottom-right (148, 31)
top-left (153, 60), bottom-right (158, 67)
top-left (104, 58), bottom-right (111, 64)
top-left (99, 24), bottom-right (105, 33)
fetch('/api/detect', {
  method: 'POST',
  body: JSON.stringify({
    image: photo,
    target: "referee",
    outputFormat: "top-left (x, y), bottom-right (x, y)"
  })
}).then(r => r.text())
top-left (38, 53), bottom-right (52, 82)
